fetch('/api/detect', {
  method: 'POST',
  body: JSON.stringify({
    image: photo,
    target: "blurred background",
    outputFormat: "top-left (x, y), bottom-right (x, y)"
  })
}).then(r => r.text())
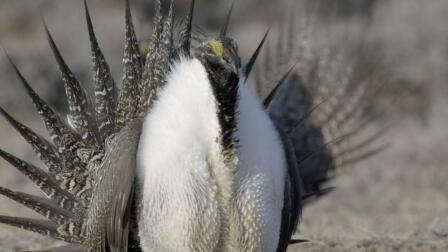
top-left (0, 0), bottom-right (447, 251)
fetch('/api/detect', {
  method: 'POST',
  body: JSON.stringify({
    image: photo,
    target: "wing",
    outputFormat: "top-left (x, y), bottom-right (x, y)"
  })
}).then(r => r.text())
top-left (86, 119), bottom-right (143, 252)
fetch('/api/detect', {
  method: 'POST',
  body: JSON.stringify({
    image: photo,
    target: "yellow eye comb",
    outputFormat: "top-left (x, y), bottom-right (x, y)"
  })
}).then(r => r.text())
top-left (209, 40), bottom-right (224, 57)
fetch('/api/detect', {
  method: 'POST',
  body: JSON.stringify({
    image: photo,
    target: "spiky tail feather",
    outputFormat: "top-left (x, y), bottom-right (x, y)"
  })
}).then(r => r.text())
top-left (0, 0), bottom-right (188, 249)
top-left (84, 0), bottom-right (117, 142)
top-left (251, 2), bottom-right (388, 203)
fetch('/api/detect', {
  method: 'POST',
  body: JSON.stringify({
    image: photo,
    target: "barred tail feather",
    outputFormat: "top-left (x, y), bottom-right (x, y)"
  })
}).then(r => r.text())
top-left (0, 149), bottom-right (75, 208)
top-left (6, 53), bottom-right (81, 155)
top-left (26, 245), bottom-right (87, 252)
top-left (0, 216), bottom-right (70, 242)
top-left (0, 107), bottom-right (62, 175)
top-left (162, 0), bottom-right (175, 61)
top-left (84, 0), bottom-right (117, 142)
top-left (139, 0), bottom-right (175, 114)
top-left (117, 0), bottom-right (143, 130)
top-left (139, 0), bottom-right (164, 114)
top-left (0, 187), bottom-right (74, 224)
top-left (179, 0), bottom-right (195, 55)
top-left (44, 22), bottom-right (99, 145)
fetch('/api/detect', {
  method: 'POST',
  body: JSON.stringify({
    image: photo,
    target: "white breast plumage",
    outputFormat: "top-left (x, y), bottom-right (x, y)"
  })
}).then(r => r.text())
top-left (137, 58), bottom-right (223, 251)
top-left (137, 57), bottom-right (287, 251)
top-left (232, 82), bottom-right (286, 251)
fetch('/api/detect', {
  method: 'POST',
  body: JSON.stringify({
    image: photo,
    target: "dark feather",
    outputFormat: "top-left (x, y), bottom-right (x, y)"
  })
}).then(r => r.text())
top-left (179, 0), bottom-right (196, 55)
top-left (276, 130), bottom-right (303, 252)
top-left (0, 187), bottom-right (74, 224)
top-left (162, 0), bottom-right (175, 61)
top-left (0, 216), bottom-right (71, 242)
top-left (263, 64), bottom-right (296, 109)
top-left (302, 187), bottom-right (335, 206)
top-left (0, 149), bottom-right (75, 207)
top-left (0, 107), bottom-right (62, 175)
top-left (289, 239), bottom-right (311, 245)
top-left (5, 52), bottom-right (80, 156)
top-left (84, 0), bottom-right (117, 141)
top-left (287, 98), bottom-right (328, 134)
top-left (22, 245), bottom-right (87, 252)
top-left (220, 0), bottom-right (236, 37)
top-left (138, 0), bottom-right (166, 114)
top-left (244, 28), bottom-right (270, 82)
top-left (44, 21), bottom-right (99, 144)
top-left (117, 0), bottom-right (143, 129)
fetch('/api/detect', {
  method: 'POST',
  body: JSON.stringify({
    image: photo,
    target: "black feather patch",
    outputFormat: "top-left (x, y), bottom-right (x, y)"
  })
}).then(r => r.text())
top-left (202, 62), bottom-right (239, 153)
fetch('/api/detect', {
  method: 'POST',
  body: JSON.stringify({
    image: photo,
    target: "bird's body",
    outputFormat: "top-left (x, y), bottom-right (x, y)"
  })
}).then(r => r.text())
top-left (137, 57), bottom-right (286, 251)
top-left (0, 0), bottom-right (385, 251)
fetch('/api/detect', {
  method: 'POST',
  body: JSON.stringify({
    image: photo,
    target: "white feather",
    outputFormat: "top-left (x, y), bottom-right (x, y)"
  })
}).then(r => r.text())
top-left (232, 82), bottom-right (286, 251)
top-left (137, 57), bottom-right (287, 252)
top-left (137, 58), bottom-right (222, 251)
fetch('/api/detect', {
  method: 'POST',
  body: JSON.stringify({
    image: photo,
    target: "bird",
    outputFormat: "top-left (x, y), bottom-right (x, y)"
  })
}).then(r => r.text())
top-left (0, 0), bottom-right (386, 251)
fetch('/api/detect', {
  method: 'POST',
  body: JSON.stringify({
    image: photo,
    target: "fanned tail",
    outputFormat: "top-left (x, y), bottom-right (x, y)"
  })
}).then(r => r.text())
top-left (0, 0), bottom-right (180, 250)
top-left (252, 3), bottom-right (388, 203)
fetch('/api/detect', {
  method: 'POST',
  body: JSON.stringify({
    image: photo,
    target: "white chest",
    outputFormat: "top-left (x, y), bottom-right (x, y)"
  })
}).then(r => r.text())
top-left (229, 84), bottom-right (286, 252)
top-left (136, 58), bottom-right (286, 252)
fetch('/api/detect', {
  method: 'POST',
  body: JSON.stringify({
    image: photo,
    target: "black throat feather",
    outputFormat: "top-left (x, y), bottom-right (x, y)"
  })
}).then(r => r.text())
top-left (202, 61), bottom-right (240, 154)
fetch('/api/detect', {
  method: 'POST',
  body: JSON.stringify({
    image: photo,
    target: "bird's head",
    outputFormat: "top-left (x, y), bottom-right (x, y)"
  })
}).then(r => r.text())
top-left (193, 37), bottom-right (241, 76)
